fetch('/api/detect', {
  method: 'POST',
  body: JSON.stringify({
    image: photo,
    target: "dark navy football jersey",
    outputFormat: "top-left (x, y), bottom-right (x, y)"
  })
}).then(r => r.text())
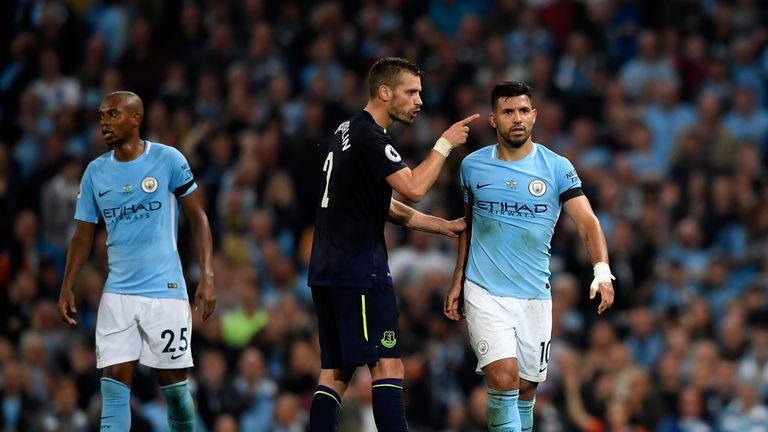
top-left (308, 111), bottom-right (407, 288)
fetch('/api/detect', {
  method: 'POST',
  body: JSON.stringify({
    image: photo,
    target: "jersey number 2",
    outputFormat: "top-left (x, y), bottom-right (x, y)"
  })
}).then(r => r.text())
top-left (321, 152), bottom-right (334, 208)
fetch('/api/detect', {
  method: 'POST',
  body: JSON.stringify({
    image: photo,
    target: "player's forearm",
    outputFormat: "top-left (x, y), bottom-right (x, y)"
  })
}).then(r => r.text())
top-left (451, 229), bottom-right (469, 285)
top-left (451, 204), bottom-right (472, 285)
top-left (399, 151), bottom-right (447, 202)
top-left (388, 199), bottom-right (439, 232)
top-left (578, 217), bottom-right (609, 265)
top-left (61, 233), bottom-right (94, 292)
top-left (387, 198), bottom-right (415, 226)
top-left (189, 213), bottom-right (214, 282)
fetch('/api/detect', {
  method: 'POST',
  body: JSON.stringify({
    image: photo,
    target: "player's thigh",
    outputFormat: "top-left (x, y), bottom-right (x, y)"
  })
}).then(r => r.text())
top-left (366, 283), bottom-right (401, 360)
top-left (311, 285), bottom-right (398, 369)
top-left (463, 280), bottom-right (518, 373)
top-left (95, 293), bottom-right (143, 369)
top-left (137, 298), bottom-right (194, 369)
top-left (513, 298), bottom-right (552, 383)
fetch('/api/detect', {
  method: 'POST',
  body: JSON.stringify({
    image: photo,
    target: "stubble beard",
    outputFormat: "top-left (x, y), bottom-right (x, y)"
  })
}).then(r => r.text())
top-left (499, 128), bottom-right (529, 149)
top-left (388, 103), bottom-right (413, 125)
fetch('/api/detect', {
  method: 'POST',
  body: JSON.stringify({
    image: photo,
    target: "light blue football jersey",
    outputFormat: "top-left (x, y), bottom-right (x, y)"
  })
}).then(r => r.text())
top-left (75, 141), bottom-right (197, 299)
top-left (461, 143), bottom-right (582, 299)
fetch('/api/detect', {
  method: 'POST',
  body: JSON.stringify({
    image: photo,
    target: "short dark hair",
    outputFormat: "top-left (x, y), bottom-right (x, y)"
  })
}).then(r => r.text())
top-left (367, 57), bottom-right (422, 99)
top-left (491, 81), bottom-right (533, 110)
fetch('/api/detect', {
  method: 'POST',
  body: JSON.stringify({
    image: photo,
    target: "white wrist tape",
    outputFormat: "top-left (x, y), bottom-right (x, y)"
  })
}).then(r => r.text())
top-left (590, 262), bottom-right (615, 296)
top-left (433, 137), bottom-right (453, 157)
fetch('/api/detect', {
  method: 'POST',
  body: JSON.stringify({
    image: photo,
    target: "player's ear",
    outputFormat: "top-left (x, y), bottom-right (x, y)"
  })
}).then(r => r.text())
top-left (379, 85), bottom-right (391, 101)
top-left (488, 112), bottom-right (497, 129)
top-left (531, 108), bottom-right (537, 125)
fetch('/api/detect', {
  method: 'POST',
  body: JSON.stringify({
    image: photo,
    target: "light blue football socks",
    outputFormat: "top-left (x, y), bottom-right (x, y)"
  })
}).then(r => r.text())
top-left (160, 380), bottom-right (196, 431)
top-left (518, 398), bottom-right (535, 431)
top-left (487, 388), bottom-right (520, 432)
top-left (100, 378), bottom-right (131, 431)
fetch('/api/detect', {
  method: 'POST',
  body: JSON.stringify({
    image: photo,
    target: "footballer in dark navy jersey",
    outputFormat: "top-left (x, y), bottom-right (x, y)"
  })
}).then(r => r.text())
top-left (307, 57), bottom-right (479, 432)
top-left (308, 110), bottom-right (406, 288)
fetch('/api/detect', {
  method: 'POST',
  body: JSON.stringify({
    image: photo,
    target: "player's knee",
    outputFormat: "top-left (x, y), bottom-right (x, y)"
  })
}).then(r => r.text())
top-left (102, 363), bottom-right (136, 385)
top-left (371, 357), bottom-right (404, 380)
top-left (519, 379), bottom-right (538, 400)
top-left (484, 359), bottom-right (519, 391)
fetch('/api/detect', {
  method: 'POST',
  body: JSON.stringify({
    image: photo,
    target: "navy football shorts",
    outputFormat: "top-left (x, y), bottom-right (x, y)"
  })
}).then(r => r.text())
top-left (311, 284), bottom-right (401, 369)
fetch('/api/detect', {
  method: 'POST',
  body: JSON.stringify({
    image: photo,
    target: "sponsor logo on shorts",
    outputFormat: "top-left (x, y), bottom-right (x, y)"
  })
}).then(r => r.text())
top-left (168, 283), bottom-right (178, 289)
top-left (381, 331), bottom-right (397, 348)
top-left (170, 352), bottom-right (186, 360)
top-left (477, 340), bottom-right (489, 356)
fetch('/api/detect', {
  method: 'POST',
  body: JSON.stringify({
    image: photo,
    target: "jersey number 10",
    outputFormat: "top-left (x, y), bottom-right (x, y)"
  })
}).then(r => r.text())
top-left (321, 152), bottom-right (333, 208)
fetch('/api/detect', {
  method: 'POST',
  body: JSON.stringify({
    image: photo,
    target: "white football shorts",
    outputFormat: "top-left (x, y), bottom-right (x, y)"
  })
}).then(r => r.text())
top-left (95, 293), bottom-right (194, 369)
top-left (464, 280), bottom-right (552, 382)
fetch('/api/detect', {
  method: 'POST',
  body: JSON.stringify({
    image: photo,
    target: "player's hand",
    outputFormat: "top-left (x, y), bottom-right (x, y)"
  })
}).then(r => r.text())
top-left (194, 279), bottom-right (216, 321)
top-left (437, 217), bottom-right (466, 238)
top-left (443, 282), bottom-right (465, 321)
top-left (441, 114), bottom-right (481, 147)
top-left (591, 281), bottom-right (615, 314)
top-left (58, 287), bottom-right (78, 325)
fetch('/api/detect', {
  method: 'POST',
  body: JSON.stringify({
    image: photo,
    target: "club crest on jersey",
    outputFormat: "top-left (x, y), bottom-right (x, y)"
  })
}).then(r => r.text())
top-left (477, 340), bottom-right (489, 356)
top-left (141, 176), bottom-right (158, 193)
top-left (528, 179), bottom-right (547, 197)
top-left (385, 144), bottom-right (402, 162)
top-left (381, 331), bottom-right (397, 348)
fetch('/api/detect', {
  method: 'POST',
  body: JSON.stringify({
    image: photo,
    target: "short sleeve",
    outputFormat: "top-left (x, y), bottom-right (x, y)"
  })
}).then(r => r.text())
top-left (556, 156), bottom-right (583, 203)
top-left (167, 147), bottom-right (197, 197)
top-left (460, 160), bottom-right (472, 204)
top-left (356, 126), bottom-right (406, 180)
top-left (556, 156), bottom-right (581, 192)
top-left (74, 164), bottom-right (99, 223)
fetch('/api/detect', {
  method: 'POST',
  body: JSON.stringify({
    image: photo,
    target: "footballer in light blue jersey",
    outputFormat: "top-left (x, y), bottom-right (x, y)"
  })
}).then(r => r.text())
top-left (75, 141), bottom-right (196, 299)
top-left (444, 82), bottom-right (614, 432)
top-left (460, 142), bottom-right (582, 300)
top-left (59, 92), bottom-right (214, 432)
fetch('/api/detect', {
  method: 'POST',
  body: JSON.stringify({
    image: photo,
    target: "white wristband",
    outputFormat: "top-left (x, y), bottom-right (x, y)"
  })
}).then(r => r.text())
top-left (433, 137), bottom-right (453, 157)
top-left (590, 262), bottom-right (615, 296)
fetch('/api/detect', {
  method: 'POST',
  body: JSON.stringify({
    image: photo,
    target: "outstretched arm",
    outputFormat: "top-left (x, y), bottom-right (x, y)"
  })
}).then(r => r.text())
top-left (444, 203), bottom-right (472, 321)
top-left (58, 221), bottom-right (97, 325)
top-left (386, 114), bottom-right (479, 202)
top-left (387, 198), bottom-right (465, 237)
top-left (180, 189), bottom-right (216, 321)
top-left (563, 195), bottom-right (615, 314)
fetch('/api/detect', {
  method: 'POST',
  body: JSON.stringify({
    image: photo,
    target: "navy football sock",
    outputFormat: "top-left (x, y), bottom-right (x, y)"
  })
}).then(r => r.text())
top-left (372, 378), bottom-right (407, 431)
top-left (310, 385), bottom-right (341, 431)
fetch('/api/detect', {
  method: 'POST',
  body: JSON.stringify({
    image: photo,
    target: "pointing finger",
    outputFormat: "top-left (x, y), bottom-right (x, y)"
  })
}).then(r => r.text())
top-left (457, 113), bottom-right (480, 125)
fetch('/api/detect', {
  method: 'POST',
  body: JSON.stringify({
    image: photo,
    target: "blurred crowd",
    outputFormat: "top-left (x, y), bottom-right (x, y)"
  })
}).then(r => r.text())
top-left (2, 0), bottom-right (768, 431)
